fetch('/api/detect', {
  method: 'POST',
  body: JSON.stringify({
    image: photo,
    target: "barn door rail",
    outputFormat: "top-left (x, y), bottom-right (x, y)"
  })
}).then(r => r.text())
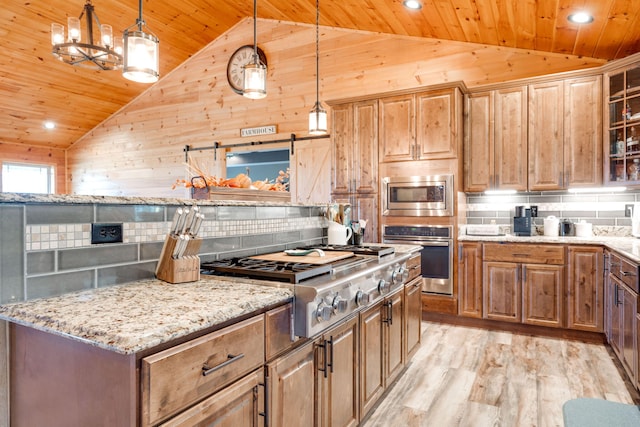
top-left (183, 133), bottom-right (330, 161)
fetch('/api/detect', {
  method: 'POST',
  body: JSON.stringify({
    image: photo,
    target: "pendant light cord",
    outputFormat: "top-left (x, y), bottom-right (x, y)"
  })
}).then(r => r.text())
top-left (315, 0), bottom-right (320, 106)
top-left (253, 0), bottom-right (258, 60)
top-left (137, 0), bottom-right (144, 28)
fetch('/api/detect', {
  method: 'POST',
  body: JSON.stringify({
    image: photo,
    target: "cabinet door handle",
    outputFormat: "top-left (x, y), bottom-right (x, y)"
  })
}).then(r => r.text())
top-left (317, 340), bottom-right (328, 378)
top-left (202, 353), bottom-right (245, 376)
top-left (614, 284), bottom-right (619, 307)
top-left (382, 300), bottom-right (391, 325)
top-left (389, 300), bottom-right (394, 326)
top-left (328, 336), bottom-right (334, 374)
top-left (621, 270), bottom-right (636, 277)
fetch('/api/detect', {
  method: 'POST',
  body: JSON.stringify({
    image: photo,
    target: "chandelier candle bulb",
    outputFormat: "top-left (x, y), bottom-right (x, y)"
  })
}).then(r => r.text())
top-left (67, 17), bottom-right (81, 41)
top-left (101, 24), bottom-right (113, 47)
top-left (51, 24), bottom-right (64, 45)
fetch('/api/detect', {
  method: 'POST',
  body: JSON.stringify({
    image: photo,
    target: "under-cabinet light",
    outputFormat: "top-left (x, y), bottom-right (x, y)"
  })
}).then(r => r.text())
top-left (484, 189), bottom-right (517, 195)
top-left (568, 187), bottom-right (627, 193)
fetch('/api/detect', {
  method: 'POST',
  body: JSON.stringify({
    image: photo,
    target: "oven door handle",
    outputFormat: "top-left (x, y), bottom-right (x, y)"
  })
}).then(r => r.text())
top-left (383, 239), bottom-right (451, 247)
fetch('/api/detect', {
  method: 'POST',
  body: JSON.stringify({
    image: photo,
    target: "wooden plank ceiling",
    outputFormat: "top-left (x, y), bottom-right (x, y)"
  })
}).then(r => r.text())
top-left (2, 0), bottom-right (639, 150)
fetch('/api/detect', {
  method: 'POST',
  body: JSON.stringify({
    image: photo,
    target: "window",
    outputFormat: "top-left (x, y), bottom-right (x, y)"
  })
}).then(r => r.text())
top-left (226, 149), bottom-right (289, 182)
top-left (1, 162), bottom-right (55, 194)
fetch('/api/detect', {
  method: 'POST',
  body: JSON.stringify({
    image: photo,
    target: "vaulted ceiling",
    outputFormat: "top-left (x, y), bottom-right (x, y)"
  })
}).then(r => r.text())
top-left (2, 0), bottom-right (640, 150)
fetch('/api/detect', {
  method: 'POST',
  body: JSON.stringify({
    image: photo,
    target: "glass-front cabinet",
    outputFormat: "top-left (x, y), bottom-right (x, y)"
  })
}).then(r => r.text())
top-left (607, 65), bottom-right (640, 184)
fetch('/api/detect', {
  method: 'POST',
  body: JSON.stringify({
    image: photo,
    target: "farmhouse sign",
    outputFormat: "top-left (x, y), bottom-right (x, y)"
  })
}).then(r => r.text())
top-left (240, 125), bottom-right (277, 138)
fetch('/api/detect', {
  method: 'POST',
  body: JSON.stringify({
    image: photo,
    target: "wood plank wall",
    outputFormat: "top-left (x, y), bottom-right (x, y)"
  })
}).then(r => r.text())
top-left (0, 142), bottom-right (66, 194)
top-left (66, 18), bottom-right (605, 198)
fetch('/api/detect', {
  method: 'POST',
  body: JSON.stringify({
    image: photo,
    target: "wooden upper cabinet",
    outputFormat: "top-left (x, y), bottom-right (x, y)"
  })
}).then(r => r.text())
top-left (495, 87), bottom-right (528, 190)
top-left (379, 94), bottom-right (415, 162)
top-left (528, 81), bottom-right (564, 191)
top-left (564, 76), bottom-right (603, 188)
top-left (354, 100), bottom-right (379, 193)
top-left (331, 100), bottom-right (378, 194)
top-left (380, 89), bottom-right (460, 162)
top-left (464, 87), bottom-right (527, 192)
top-left (464, 92), bottom-right (493, 192)
top-left (416, 89), bottom-right (459, 159)
top-left (332, 104), bottom-right (353, 194)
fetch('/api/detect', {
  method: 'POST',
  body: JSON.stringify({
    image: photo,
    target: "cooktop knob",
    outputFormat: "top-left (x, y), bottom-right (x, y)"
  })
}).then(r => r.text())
top-left (332, 296), bottom-right (348, 313)
top-left (355, 290), bottom-right (371, 306)
top-left (316, 302), bottom-right (333, 322)
top-left (392, 266), bottom-right (406, 284)
top-left (378, 279), bottom-right (390, 294)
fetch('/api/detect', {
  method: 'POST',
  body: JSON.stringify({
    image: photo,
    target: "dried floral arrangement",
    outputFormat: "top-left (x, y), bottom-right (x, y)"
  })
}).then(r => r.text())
top-left (172, 160), bottom-right (290, 192)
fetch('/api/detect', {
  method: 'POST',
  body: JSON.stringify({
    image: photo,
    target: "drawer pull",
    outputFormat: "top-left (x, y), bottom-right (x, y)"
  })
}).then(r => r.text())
top-left (513, 253), bottom-right (529, 257)
top-left (621, 271), bottom-right (636, 277)
top-left (202, 353), bottom-right (245, 376)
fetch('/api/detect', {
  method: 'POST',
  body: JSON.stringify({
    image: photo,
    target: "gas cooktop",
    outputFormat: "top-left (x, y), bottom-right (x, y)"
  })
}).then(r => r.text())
top-left (200, 257), bottom-right (334, 284)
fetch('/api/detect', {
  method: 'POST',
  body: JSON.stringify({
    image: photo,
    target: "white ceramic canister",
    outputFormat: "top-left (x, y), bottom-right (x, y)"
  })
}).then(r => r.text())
top-left (543, 216), bottom-right (559, 237)
top-left (574, 220), bottom-right (593, 238)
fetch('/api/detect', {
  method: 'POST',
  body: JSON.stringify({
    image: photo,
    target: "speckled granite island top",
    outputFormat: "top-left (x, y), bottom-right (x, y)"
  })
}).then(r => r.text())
top-left (0, 278), bottom-right (293, 355)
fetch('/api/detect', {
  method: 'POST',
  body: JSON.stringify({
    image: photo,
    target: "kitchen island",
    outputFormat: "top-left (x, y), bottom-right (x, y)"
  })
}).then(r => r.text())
top-left (0, 277), bottom-right (294, 426)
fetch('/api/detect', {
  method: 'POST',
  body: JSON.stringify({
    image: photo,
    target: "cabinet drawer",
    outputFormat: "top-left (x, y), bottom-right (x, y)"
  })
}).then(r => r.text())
top-left (483, 243), bottom-right (564, 265)
top-left (406, 252), bottom-right (422, 282)
top-left (141, 315), bottom-right (265, 426)
top-left (159, 369), bottom-right (264, 427)
top-left (619, 257), bottom-right (640, 293)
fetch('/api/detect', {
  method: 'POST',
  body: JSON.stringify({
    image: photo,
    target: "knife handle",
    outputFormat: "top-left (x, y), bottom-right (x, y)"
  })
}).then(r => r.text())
top-left (170, 208), bottom-right (184, 235)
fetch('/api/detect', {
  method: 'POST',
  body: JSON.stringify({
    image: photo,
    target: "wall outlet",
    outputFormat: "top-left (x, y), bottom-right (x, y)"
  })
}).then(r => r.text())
top-left (530, 206), bottom-right (538, 217)
top-left (91, 223), bottom-right (123, 244)
top-left (625, 204), bottom-right (635, 217)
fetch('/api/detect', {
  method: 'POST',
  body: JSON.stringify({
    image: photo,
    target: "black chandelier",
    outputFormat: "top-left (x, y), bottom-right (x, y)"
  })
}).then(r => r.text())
top-left (51, 0), bottom-right (122, 70)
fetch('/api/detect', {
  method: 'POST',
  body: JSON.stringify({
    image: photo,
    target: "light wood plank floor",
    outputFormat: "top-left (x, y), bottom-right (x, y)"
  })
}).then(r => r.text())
top-left (363, 321), bottom-right (639, 427)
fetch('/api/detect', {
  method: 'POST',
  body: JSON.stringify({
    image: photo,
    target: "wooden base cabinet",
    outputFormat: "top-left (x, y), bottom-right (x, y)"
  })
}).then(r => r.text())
top-left (267, 339), bottom-right (318, 427)
top-left (404, 277), bottom-right (422, 360)
top-left (359, 288), bottom-right (405, 419)
top-left (567, 246), bottom-right (604, 332)
top-left (458, 242), bottom-right (483, 318)
top-left (605, 250), bottom-right (639, 388)
top-left (268, 315), bottom-right (360, 427)
top-left (482, 243), bottom-right (565, 327)
top-left (319, 315), bottom-right (360, 427)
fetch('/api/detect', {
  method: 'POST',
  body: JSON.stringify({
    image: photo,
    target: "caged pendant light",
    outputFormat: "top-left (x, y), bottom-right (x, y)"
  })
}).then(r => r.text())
top-left (50, 0), bottom-right (123, 70)
top-left (243, 0), bottom-right (267, 99)
top-left (308, 0), bottom-right (327, 135)
top-left (122, 0), bottom-right (159, 83)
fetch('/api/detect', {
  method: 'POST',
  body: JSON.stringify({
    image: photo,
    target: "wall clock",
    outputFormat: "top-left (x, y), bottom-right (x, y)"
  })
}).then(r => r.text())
top-left (226, 45), bottom-right (268, 95)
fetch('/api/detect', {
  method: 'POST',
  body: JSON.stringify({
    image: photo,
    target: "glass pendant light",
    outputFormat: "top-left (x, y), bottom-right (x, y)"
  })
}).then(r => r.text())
top-left (308, 0), bottom-right (327, 135)
top-left (123, 0), bottom-right (159, 83)
top-left (243, 0), bottom-right (267, 99)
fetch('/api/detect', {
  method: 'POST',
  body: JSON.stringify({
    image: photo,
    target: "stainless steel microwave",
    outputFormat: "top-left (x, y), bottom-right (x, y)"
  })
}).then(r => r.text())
top-left (381, 175), bottom-right (454, 216)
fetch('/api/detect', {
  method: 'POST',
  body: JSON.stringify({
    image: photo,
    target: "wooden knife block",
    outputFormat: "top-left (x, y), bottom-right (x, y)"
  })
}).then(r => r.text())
top-left (155, 235), bottom-right (202, 284)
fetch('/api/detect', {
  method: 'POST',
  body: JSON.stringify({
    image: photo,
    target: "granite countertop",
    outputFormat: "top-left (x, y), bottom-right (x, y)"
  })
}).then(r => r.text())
top-left (459, 234), bottom-right (640, 264)
top-left (0, 192), bottom-right (316, 207)
top-left (0, 278), bottom-right (293, 355)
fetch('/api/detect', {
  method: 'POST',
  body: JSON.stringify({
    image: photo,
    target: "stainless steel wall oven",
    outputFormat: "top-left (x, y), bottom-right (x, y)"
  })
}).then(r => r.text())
top-left (382, 225), bottom-right (453, 295)
top-left (381, 174), bottom-right (454, 217)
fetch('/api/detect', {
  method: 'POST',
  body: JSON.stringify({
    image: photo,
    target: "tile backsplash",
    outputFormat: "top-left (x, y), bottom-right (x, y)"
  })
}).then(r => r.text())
top-left (464, 190), bottom-right (640, 235)
top-left (1, 201), bottom-right (325, 303)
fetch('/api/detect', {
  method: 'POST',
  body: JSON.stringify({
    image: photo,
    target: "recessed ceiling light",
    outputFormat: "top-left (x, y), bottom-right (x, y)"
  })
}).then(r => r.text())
top-left (43, 121), bottom-right (56, 130)
top-left (568, 12), bottom-right (594, 24)
top-left (403, 0), bottom-right (422, 10)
